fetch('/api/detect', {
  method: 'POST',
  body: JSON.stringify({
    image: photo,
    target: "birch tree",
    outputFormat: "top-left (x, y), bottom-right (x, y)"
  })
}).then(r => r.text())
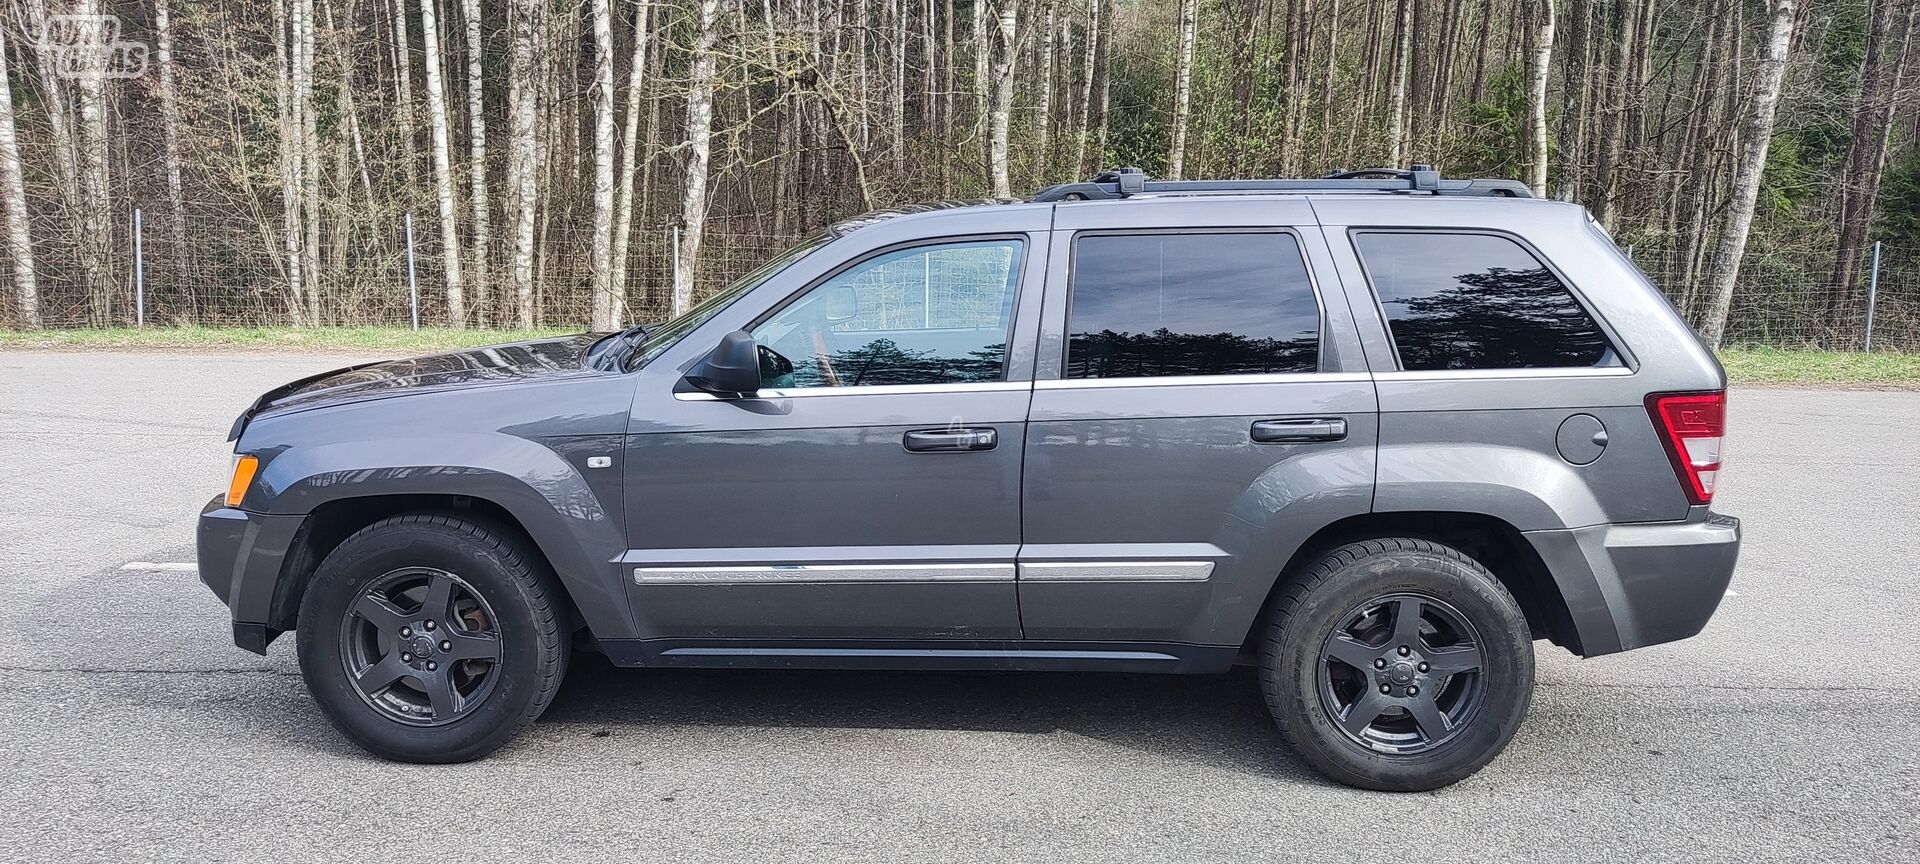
top-left (155, 0), bottom-right (189, 296)
top-left (1385, 0), bottom-right (1413, 165)
top-left (463, 0), bottom-right (492, 321)
top-left (588, 0), bottom-right (618, 329)
top-left (420, 0), bottom-right (467, 325)
top-left (611, 0), bottom-right (655, 310)
top-left (1700, 0), bottom-right (1799, 347)
top-left (391, 0), bottom-right (419, 188)
top-left (986, 0), bottom-right (1019, 197)
top-left (0, 22), bottom-right (38, 327)
top-left (673, 0), bottom-right (727, 316)
top-left (1167, 0), bottom-right (1196, 180)
top-left (1527, 0), bottom-right (1555, 196)
top-left (72, 0), bottom-right (116, 324)
top-left (505, 0), bottom-right (540, 328)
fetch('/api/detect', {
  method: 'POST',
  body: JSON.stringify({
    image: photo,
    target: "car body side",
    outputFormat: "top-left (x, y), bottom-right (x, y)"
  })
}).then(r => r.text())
top-left (199, 195), bottom-right (1737, 667)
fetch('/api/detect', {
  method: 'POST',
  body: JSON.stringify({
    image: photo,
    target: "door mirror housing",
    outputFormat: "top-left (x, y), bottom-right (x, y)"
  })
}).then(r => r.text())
top-left (685, 331), bottom-right (763, 397)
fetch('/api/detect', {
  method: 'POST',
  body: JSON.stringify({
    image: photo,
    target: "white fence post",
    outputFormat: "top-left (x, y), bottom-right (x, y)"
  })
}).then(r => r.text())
top-left (134, 207), bottom-right (145, 327)
top-left (1864, 240), bottom-right (1882, 353)
top-left (404, 213), bottom-right (420, 332)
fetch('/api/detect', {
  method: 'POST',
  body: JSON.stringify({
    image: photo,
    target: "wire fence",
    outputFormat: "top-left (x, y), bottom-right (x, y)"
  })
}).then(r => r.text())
top-left (5, 209), bottom-right (1917, 352)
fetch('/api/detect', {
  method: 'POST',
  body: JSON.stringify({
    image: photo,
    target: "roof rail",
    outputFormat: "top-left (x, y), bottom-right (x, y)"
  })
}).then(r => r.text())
top-left (1029, 164), bottom-right (1534, 202)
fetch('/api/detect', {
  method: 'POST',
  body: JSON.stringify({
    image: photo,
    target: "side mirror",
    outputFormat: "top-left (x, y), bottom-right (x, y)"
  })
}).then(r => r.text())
top-left (684, 331), bottom-right (763, 397)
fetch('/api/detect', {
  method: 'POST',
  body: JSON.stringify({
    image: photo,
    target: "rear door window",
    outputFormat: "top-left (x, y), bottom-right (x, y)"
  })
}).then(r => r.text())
top-left (1066, 232), bottom-right (1320, 379)
top-left (1352, 231), bottom-right (1618, 371)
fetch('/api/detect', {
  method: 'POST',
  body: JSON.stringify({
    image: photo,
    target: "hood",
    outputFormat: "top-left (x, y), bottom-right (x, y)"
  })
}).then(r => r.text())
top-left (233, 334), bottom-right (605, 436)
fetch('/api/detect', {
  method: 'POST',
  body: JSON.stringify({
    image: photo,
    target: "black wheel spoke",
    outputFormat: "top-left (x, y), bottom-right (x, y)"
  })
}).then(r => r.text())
top-left (355, 653), bottom-right (410, 695)
top-left (352, 592), bottom-right (411, 632)
top-left (420, 572), bottom-right (456, 621)
top-left (1425, 643), bottom-right (1483, 676)
top-left (423, 672), bottom-right (460, 718)
top-left (1391, 598), bottom-right (1425, 649)
top-left (446, 630), bottom-right (500, 662)
top-left (1339, 690), bottom-right (1391, 736)
top-left (1406, 693), bottom-right (1452, 740)
top-left (1324, 634), bottom-right (1378, 671)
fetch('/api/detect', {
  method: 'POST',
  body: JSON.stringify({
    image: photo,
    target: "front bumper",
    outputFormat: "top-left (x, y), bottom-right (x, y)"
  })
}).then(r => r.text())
top-left (1525, 510), bottom-right (1741, 656)
top-left (197, 496), bottom-right (308, 654)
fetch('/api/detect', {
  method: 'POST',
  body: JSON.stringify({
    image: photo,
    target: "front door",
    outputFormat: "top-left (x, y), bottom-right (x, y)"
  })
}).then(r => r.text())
top-left (622, 233), bottom-right (1045, 649)
top-left (1019, 200), bottom-right (1379, 650)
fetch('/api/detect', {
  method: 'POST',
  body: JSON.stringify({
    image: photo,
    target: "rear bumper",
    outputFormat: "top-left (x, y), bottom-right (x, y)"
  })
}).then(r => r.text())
top-left (197, 496), bottom-right (307, 655)
top-left (1525, 510), bottom-right (1740, 656)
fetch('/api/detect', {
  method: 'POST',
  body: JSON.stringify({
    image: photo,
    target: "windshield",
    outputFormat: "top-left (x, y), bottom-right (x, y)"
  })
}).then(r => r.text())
top-left (622, 230), bottom-right (833, 371)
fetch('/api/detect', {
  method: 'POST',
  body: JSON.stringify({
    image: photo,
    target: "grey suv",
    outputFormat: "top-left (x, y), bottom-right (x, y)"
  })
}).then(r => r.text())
top-left (198, 167), bottom-right (1739, 791)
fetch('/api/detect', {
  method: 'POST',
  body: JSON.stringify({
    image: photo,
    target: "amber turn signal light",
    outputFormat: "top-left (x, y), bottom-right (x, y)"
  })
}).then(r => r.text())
top-left (226, 455), bottom-right (259, 507)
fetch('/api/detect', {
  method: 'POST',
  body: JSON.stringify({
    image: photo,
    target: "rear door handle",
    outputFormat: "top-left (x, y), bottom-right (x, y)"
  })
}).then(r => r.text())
top-left (1250, 418), bottom-right (1348, 444)
top-left (903, 427), bottom-right (999, 452)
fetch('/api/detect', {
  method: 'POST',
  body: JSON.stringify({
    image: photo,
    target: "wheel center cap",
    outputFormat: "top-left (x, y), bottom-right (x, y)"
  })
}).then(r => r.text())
top-left (1388, 661), bottom-right (1417, 684)
top-left (408, 635), bottom-right (435, 664)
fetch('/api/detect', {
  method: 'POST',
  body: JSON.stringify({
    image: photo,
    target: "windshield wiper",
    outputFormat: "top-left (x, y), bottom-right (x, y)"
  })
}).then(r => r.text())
top-left (590, 322), bottom-right (658, 371)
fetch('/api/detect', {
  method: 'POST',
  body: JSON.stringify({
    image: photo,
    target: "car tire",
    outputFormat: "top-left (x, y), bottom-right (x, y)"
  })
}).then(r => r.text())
top-left (296, 513), bottom-right (570, 763)
top-left (1258, 537), bottom-right (1534, 792)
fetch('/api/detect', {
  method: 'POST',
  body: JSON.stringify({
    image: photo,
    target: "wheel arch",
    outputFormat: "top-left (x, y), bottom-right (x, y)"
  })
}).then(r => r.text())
top-left (1241, 511), bottom-right (1589, 658)
top-left (263, 492), bottom-right (626, 646)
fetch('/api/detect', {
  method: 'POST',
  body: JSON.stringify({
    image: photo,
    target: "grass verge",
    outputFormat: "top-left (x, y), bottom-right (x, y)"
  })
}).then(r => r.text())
top-left (2, 329), bottom-right (1917, 388)
top-left (1715, 346), bottom-right (1920, 389)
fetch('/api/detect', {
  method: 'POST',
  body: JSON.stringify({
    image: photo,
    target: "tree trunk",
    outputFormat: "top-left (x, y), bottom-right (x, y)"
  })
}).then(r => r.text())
top-left (1825, 0), bottom-right (1904, 326)
top-left (155, 0), bottom-right (189, 310)
top-left (505, 0), bottom-right (539, 328)
top-left (300, 0), bottom-right (320, 322)
top-left (1700, 0), bottom-right (1798, 348)
top-left (1168, 0), bottom-right (1196, 179)
top-left (587, 0), bottom-right (618, 329)
top-left (675, 0), bottom-right (727, 315)
top-left (462, 0), bottom-right (492, 323)
top-left (0, 22), bottom-right (38, 327)
top-left (1075, 0), bottom-right (1101, 175)
top-left (611, 0), bottom-right (654, 316)
top-left (1527, 0), bottom-right (1555, 196)
top-left (987, 0), bottom-right (1020, 197)
top-left (73, 0), bottom-right (116, 325)
top-left (1036, 1), bottom-right (1057, 180)
top-left (1385, 0), bottom-right (1412, 165)
top-left (420, 0), bottom-right (466, 326)
top-left (391, 0), bottom-right (419, 189)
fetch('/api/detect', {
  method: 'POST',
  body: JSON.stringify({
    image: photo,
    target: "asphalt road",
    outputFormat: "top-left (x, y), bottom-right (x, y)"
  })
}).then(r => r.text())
top-left (1, 350), bottom-right (1915, 863)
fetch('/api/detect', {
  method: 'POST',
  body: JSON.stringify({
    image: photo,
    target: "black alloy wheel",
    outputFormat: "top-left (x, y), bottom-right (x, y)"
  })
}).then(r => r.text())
top-left (1316, 593), bottom-right (1486, 754)
top-left (340, 566), bottom-right (504, 726)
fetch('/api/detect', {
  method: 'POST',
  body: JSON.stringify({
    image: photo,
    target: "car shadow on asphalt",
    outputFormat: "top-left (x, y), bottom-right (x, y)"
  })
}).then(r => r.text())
top-left (538, 653), bottom-right (1330, 785)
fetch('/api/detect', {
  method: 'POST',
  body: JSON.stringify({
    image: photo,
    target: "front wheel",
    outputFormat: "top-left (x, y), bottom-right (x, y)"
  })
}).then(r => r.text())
top-left (296, 513), bottom-right (570, 762)
top-left (1258, 538), bottom-right (1535, 791)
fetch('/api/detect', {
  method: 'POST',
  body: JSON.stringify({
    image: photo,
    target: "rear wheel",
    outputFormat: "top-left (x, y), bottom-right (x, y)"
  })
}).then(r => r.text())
top-left (1259, 538), bottom-right (1534, 791)
top-left (296, 513), bottom-right (569, 762)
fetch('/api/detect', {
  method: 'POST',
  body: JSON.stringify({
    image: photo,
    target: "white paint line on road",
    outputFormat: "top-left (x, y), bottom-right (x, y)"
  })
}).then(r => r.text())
top-left (1725, 589), bottom-right (1740, 597)
top-left (121, 562), bottom-right (199, 572)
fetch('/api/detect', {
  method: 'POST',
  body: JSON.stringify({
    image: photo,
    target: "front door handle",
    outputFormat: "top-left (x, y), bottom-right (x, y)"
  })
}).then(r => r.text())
top-left (903, 427), bottom-right (999, 452)
top-left (1250, 417), bottom-right (1348, 444)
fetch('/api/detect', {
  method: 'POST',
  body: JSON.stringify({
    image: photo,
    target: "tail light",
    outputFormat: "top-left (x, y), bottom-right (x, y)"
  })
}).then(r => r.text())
top-left (1646, 391), bottom-right (1725, 505)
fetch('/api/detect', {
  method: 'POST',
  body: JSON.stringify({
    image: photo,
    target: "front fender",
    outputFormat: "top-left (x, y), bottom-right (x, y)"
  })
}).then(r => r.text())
top-left (252, 433), bottom-right (634, 640)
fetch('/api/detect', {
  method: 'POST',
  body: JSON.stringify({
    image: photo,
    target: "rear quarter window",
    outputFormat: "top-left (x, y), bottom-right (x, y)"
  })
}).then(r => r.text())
top-left (1352, 231), bottom-right (1618, 371)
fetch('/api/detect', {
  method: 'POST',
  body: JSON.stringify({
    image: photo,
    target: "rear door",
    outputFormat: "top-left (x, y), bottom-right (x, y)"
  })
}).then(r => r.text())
top-left (1017, 199), bottom-right (1379, 650)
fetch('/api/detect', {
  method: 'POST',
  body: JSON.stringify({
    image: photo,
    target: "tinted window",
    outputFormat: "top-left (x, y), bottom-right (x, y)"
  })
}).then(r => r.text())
top-left (751, 239), bottom-right (1021, 388)
top-left (1066, 233), bottom-right (1320, 379)
top-left (1354, 232), bottom-right (1617, 371)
